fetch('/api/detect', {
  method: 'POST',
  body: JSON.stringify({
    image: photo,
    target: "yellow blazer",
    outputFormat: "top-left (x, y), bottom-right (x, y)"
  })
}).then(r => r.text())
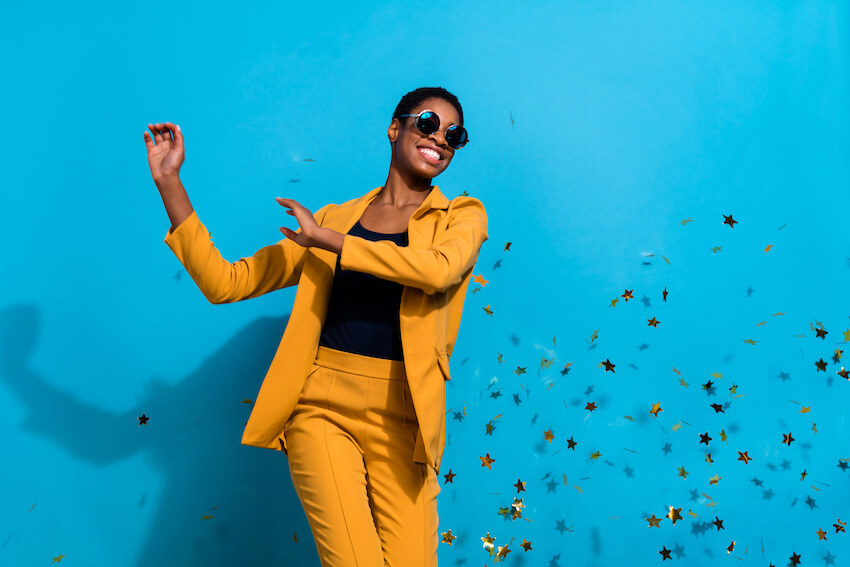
top-left (163, 185), bottom-right (488, 474)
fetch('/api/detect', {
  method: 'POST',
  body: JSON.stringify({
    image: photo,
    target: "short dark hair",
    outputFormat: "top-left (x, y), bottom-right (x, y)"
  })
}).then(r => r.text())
top-left (392, 87), bottom-right (463, 129)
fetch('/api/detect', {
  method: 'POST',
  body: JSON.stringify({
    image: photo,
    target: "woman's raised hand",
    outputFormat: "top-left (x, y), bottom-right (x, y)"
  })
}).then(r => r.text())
top-left (144, 122), bottom-right (184, 184)
top-left (276, 197), bottom-right (321, 247)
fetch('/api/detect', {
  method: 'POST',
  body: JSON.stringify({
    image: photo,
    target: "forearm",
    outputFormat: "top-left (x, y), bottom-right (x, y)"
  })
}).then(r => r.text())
top-left (156, 175), bottom-right (195, 233)
top-left (311, 227), bottom-right (345, 255)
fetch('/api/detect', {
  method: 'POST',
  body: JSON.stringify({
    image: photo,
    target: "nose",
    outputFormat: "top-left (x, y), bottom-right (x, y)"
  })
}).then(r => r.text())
top-left (428, 129), bottom-right (449, 149)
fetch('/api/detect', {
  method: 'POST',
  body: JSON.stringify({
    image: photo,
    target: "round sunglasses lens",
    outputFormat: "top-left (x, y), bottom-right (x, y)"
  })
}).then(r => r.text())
top-left (447, 126), bottom-right (468, 148)
top-left (416, 111), bottom-right (439, 135)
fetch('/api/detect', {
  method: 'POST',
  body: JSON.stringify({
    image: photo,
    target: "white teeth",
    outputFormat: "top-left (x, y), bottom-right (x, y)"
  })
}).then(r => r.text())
top-left (419, 147), bottom-right (440, 160)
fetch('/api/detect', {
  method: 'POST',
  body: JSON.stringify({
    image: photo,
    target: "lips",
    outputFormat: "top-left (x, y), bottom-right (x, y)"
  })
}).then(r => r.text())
top-left (417, 146), bottom-right (442, 164)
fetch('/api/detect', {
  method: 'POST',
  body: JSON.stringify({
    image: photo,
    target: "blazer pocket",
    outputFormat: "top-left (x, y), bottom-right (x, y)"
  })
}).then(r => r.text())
top-left (436, 351), bottom-right (451, 381)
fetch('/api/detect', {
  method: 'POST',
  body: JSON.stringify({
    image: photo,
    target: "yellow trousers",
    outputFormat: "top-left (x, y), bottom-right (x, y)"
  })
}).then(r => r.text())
top-left (282, 346), bottom-right (440, 566)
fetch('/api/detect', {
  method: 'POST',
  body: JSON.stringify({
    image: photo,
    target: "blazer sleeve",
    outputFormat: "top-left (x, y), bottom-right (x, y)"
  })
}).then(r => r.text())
top-left (163, 203), bottom-right (334, 304)
top-left (338, 197), bottom-right (488, 295)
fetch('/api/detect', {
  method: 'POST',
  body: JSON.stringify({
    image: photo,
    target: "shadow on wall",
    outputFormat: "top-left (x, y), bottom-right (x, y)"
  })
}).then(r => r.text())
top-left (0, 303), bottom-right (321, 566)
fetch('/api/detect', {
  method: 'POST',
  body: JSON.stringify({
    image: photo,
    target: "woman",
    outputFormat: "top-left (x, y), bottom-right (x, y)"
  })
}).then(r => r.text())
top-left (144, 86), bottom-right (488, 567)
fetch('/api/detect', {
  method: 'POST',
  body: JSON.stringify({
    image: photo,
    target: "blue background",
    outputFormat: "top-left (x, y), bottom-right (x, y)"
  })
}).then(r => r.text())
top-left (1, 1), bottom-right (848, 565)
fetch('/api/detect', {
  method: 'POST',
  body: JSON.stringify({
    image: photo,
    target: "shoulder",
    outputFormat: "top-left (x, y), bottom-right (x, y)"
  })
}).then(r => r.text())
top-left (448, 194), bottom-right (487, 220)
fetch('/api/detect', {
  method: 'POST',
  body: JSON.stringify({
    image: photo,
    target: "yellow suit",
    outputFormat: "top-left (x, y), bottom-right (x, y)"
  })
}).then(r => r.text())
top-left (163, 185), bottom-right (488, 475)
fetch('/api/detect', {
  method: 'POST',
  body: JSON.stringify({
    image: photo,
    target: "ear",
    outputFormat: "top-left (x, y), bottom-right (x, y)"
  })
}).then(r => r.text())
top-left (388, 119), bottom-right (401, 144)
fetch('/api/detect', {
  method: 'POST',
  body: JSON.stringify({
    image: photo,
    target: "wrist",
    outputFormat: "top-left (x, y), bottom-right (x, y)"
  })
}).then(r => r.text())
top-left (311, 227), bottom-right (344, 254)
top-left (155, 174), bottom-right (182, 192)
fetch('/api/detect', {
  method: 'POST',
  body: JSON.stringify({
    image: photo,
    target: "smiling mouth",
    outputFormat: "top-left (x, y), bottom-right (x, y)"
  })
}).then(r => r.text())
top-left (418, 147), bottom-right (442, 164)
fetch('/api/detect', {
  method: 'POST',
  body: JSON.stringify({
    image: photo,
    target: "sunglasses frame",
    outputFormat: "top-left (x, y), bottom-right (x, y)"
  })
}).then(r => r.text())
top-left (398, 109), bottom-right (469, 149)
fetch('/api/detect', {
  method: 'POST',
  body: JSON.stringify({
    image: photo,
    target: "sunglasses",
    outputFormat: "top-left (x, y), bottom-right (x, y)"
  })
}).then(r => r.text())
top-left (398, 110), bottom-right (469, 149)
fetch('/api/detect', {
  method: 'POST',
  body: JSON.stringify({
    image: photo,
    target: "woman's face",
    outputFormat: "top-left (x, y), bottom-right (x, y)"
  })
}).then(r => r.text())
top-left (390, 97), bottom-right (461, 180)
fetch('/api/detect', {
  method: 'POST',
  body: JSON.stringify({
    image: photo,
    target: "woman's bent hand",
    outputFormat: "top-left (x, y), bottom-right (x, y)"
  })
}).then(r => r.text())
top-left (144, 122), bottom-right (184, 184)
top-left (276, 197), bottom-right (322, 246)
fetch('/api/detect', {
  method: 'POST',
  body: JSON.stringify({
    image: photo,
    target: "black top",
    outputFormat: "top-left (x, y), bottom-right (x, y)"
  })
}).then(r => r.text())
top-left (318, 220), bottom-right (409, 360)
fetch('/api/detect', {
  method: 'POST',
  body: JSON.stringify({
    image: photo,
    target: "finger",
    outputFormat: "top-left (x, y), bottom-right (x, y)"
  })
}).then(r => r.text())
top-left (152, 123), bottom-right (165, 144)
top-left (159, 123), bottom-right (174, 142)
top-left (143, 128), bottom-right (155, 149)
top-left (165, 122), bottom-right (183, 146)
top-left (162, 122), bottom-right (177, 142)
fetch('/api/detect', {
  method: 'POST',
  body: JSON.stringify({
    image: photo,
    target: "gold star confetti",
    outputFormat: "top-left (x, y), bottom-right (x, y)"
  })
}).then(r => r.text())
top-left (650, 402), bottom-right (663, 417)
top-left (667, 506), bottom-right (683, 525)
top-left (709, 474), bottom-right (722, 485)
top-left (678, 466), bottom-right (688, 479)
top-left (480, 453), bottom-right (495, 469)
top-left (483, 304), bottom-right (493, 316)
top-left (543, 429), bottom-right (555, 443)
top-left (441, 529), bottom-right (457, 545)
top-left (738, 451), bottom-right (752, 464)
top-left (481, 532), bottom-right (496, 549)
top-left (647, 514), bottom-right (662, 527)
top-left (817, 528), bottom-right (828, 540)
top-left (472, 274), bottom-right (489, 286)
